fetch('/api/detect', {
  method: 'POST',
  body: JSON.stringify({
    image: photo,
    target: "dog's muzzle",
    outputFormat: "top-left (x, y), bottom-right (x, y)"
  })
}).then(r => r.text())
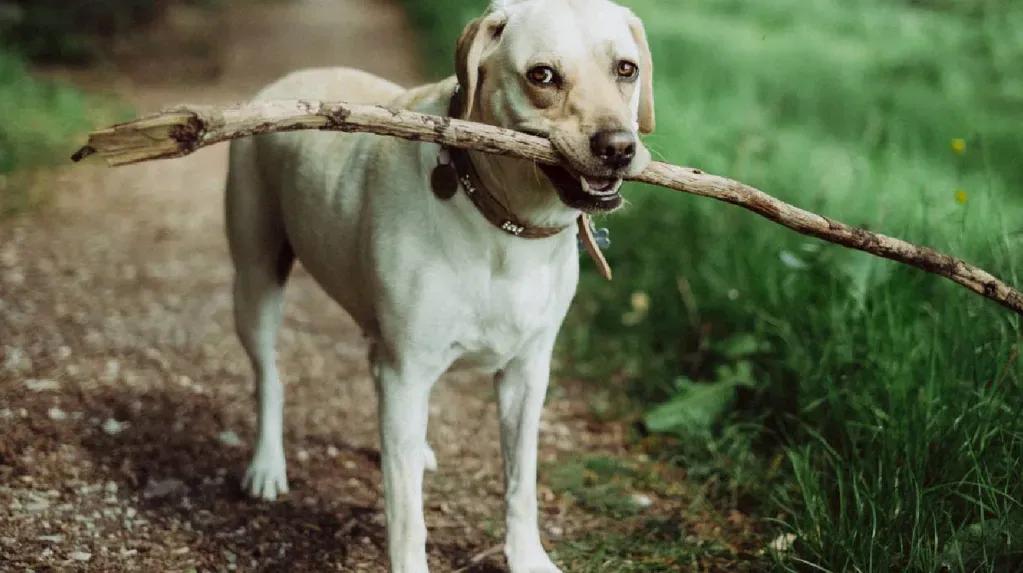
top-left (540, 164), bottom-right (624, 213)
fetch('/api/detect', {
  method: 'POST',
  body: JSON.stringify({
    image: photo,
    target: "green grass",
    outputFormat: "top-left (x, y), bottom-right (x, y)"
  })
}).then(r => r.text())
top-left (554, 518), bottom-right (739, 573)
top-left (546, 454), bottom-right (765, 571)
top-left (401, 1), bottom-right (1023, 570)
top-left (0, 50), bottom-right (124, 216)
top-left (547, 455), bottom-right (649, 518)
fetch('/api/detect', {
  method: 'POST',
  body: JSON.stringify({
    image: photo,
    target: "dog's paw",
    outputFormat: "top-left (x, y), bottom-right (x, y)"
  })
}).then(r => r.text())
top-left (424, 444), bottom-right (438, 472)
top-left (507, 557), bottom-right (563, 573)
top-left (242, 450), bottom-right (289, 501)
top-left (506, 546), bottom-right (562, 573)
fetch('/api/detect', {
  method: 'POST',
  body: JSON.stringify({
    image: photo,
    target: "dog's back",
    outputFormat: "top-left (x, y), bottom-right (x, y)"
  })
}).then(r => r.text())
top-left (224, 68), bottom-right (415, 327)
top-left (251, 67), bottom-right (404, 104)
top-left (226, 67), bottom-right (405, 209)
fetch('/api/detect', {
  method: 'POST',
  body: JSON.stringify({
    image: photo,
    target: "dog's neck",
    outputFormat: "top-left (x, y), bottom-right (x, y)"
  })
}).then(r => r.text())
top-left (468, 153), bottom-right (582, 230)
top-left (449, 86), bottom-right (582, 231)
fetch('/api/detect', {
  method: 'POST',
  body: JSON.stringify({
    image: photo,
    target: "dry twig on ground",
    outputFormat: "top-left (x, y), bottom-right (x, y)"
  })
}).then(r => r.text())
top-left (73, 100), bottom-right (1023, 316)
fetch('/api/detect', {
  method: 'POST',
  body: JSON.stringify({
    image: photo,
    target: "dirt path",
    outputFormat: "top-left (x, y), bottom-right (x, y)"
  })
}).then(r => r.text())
top-left (0, 1), bottom-right (632, 571)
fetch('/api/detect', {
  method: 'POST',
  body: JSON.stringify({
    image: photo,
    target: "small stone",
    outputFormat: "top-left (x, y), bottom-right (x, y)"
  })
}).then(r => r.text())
top-left (48, 407), bottom-right (67, 421)
top-left (630, 493), bottom-right (654, 509)
top-left (326, 445), bottom-right (340, 458)
top-left (217, 430), bottom-right (243, 448)
top-left (70, 551), bottom-right (92, 562)
top-left (296, 450), bottom-right (310, 463)
top-left (25, 379), bottom-right (60, 392)
top-left (25, 498), bottom-right (51, 512)
top-left (37, 535), bottom-right (63, 543)
top-left (2, 346), bottom-right (30, 372)
top-left (103, 360), bottom-right (121, 382)
top-left (143, 478), bottom-right (187, 500)
top-left (101, 418), bottom-right (128, 435)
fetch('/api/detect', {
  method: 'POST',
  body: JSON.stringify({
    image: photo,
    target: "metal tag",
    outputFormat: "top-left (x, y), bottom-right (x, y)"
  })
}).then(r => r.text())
top-left (431, 163), bottom-right (459, 200)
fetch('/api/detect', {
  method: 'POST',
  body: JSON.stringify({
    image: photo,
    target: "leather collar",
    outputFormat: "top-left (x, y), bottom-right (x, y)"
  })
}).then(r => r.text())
top-left (440, 86), bottom-right (612, 279)
top-left (442, 87), bottom-right (569, 239)
top-left (447, 146), bottom-right (569, 239)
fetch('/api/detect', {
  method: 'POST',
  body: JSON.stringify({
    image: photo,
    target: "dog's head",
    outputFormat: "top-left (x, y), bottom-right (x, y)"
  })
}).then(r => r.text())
top-left (455, 0), bottom-right (655, 214)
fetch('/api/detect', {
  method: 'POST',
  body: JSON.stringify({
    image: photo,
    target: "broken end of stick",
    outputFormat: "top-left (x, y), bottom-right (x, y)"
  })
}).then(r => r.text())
top-left (71, 145), bottom-right (97, 163)
top-left (72, 110), bottom-right (206, 167)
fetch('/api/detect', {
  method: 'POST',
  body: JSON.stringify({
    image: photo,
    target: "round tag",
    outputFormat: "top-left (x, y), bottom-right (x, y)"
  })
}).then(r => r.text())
top-left (431, 164), bottom-right (459, 200)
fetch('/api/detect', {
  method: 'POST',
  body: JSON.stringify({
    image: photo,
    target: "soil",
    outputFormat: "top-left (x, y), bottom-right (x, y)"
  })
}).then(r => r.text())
top-left (0, 1), bottom-right (654, 571)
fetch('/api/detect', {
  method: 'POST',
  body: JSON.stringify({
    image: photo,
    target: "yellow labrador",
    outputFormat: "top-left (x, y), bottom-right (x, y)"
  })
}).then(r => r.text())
top-left (225, 0), bottom-right (654, 571)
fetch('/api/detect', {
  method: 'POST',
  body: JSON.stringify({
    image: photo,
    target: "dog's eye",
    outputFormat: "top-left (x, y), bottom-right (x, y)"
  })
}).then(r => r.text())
top-left (527, 65), bottom-right (559, 87)
top-left (616, 60), bottom-right (639, 80)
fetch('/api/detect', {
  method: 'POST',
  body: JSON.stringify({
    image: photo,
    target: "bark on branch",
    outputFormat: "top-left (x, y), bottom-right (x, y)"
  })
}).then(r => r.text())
top-left (72, 100), bottom-right (1023, 317)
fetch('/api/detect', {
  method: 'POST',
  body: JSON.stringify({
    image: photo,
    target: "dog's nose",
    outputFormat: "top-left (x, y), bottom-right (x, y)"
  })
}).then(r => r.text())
top-left (590, 130), bottom-right (636, 169)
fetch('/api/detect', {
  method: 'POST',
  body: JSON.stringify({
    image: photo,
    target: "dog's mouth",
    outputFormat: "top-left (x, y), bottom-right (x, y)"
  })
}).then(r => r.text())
top-left (539, 164), bottom-right (624, 213)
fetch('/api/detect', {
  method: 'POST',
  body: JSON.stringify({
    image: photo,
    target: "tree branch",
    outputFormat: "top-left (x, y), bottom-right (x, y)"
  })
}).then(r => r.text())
top-left (72, 100), bottom-right (1023, 317)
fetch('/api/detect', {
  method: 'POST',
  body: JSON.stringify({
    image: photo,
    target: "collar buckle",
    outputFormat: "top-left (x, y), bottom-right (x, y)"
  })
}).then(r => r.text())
top-left (500, 221), bottom-right (526, 236)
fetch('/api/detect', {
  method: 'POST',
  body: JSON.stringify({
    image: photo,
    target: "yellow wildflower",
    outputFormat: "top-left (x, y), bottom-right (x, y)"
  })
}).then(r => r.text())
top-left (622, 291), bottom-right (651, 326)
top-left (631, 291), bottom-right (650, 313)
top-left (951, 138), bottom-right (967, 155)
top-left (954, 189), bottom-right (968, 205)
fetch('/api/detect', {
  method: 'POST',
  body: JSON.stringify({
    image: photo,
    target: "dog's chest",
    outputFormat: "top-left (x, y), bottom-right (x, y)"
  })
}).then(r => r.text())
top-left (448, 258), bottom-right (573, 370)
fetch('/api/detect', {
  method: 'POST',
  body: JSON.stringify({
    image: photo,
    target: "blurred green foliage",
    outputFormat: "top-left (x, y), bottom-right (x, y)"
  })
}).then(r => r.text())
top-left (401, 0), bottom-right (1023, 570)
top-left (0, 1), bottom-right (160, 63)
top-left (0, 0), bottom-right (221, 64)
top-left (0, 1), bottom-right (154, 215)
top-left (0, 55), bottom-right (91, 170)
top-left (0, 52), bottom-right (126, 216)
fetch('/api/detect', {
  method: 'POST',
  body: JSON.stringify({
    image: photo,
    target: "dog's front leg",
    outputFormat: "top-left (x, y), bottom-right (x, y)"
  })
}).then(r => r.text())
top-left (375, 354), bottom-right (437, 573)
top-left (496, 335), bottom-right (563, 573)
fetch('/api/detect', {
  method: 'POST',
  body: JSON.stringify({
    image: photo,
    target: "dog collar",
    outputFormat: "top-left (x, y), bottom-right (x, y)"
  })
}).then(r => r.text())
top-left (432, 86), bottom-right (613, 279)
top-left (441, 146), bottom-right (568, 239)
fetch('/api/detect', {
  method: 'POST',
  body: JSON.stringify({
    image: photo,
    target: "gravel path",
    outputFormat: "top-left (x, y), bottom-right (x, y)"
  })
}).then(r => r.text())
top-left (0, 1), bottom-right (628, 571)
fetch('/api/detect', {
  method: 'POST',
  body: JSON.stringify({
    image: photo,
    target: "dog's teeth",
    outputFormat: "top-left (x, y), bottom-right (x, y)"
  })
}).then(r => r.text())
top-left (583, 177), bottom-right (618, 195)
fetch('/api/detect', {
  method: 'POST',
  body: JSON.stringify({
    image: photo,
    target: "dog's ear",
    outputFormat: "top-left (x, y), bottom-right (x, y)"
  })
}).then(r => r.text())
top-left (455, 12), bottom-right (508, 120)
top-left (628, 15), bottom-right (656, 134)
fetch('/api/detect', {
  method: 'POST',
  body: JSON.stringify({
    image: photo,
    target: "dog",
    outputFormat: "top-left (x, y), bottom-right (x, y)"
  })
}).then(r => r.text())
top-left (224, 0), bottom-right (654, 571)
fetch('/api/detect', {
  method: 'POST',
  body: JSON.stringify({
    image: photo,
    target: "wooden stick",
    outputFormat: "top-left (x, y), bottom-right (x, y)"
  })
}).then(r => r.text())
top-left (72, 100), bottom-right (1023, 316)
top-left (451, 544), bottom-right (504, 573)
